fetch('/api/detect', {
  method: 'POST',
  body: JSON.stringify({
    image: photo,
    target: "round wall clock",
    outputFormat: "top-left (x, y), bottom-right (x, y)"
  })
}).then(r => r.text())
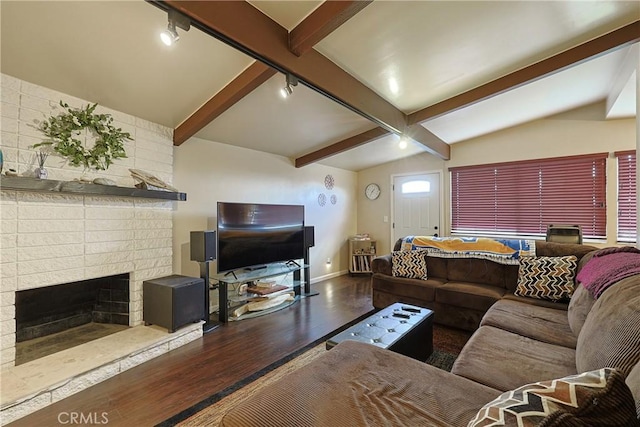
top-left (365, 183), bottom-right (381, 200)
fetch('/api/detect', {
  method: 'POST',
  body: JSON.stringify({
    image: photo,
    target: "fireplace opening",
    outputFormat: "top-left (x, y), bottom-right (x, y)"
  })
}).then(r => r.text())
top-left (15, 273), bottom-right (130, 365)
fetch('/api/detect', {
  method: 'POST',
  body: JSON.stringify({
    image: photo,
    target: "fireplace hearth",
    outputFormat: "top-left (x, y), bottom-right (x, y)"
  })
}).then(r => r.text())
top-left (15, 273), bottom-right (130, 365)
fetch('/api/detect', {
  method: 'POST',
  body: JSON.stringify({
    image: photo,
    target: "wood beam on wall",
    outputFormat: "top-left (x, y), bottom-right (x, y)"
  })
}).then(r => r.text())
top-left (288, 1), bottom-right (372, 56)
top-left (173, 62), bottom-right (276, 146)
top-left (408, 20), bottom-right (640, 124)
top-left (295, 127), bottom-right (389, 168)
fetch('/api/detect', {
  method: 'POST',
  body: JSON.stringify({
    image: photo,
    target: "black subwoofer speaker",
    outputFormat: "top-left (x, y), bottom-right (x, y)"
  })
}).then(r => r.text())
top-left (190, 230), bottom-right (216, 262)
top-left (143, 275), bottom-right (205, 333)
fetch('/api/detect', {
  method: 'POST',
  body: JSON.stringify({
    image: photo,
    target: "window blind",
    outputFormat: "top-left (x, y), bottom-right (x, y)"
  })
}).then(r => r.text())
top-left (450, 153), bottom-right (607, 239)
top-left (616, 150), bottom-right (636, 242)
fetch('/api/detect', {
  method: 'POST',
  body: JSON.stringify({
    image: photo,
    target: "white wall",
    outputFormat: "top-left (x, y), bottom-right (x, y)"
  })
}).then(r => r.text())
top-left (358, 102), bottom-right (636, 249)
top-left (172, 137), bottom-right (358, 288)
top-left (358, 154), bottom-right (445, 253)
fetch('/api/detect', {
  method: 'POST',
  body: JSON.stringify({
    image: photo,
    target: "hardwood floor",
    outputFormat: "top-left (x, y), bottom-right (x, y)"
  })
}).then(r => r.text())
top-left (8, 274), bottom-right (374, 427)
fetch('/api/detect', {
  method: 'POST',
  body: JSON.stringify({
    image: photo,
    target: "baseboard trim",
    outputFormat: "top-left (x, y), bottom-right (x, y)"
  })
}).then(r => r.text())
top-left (310, 269), bottom-right (349, 284)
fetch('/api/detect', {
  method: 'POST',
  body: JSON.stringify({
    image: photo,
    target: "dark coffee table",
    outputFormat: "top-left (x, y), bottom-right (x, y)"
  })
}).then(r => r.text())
top-left (326, 303), bottom-right (434, 361)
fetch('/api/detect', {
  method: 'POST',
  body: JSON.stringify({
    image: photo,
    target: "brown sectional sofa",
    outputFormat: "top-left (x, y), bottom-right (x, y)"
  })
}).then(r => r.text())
top-left (220, 241), bottom-right (640, 426)
top-left (371, 239), bottom-right (597, 331)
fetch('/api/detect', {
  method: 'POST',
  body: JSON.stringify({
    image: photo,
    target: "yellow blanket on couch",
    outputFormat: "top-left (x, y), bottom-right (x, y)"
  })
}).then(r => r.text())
top-left (400, 236), bottom-right (536, 265)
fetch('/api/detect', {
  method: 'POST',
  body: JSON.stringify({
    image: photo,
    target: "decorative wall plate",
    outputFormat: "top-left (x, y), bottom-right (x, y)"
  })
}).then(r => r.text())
top-left (324, 174), bottom-right (335, 190)
top-left (330, 194), bottom-right (337, 205)
top-left (318, 193), bottom-right (327, 206)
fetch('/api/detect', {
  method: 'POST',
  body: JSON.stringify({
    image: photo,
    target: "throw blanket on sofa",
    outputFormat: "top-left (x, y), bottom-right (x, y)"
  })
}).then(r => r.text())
top-left (577, 246), bottom-right (640, 298)
top-left (400, 236), bottom-right (536, 265)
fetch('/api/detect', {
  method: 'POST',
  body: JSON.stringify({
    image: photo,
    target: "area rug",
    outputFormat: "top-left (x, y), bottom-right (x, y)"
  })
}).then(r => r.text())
top-left (158, 323), bottom-right (468, 427)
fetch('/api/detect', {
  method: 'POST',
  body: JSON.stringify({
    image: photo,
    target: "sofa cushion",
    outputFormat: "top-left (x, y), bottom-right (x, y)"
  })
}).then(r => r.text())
top-left (436, 282), bottom-right (505, 312)
top-left (392, 250), bottom-right (428, 279)
top-left (501, 293), bottom-right (569, 310)
top-left (220, 340), bottom-right (502, 427)
top-left (371, 254), bottom-right (392, 276)
top-left (452, 326), bottom-right (576, 392)
top-left (576, 275), bottom-right (640, 378)
top-left (577, 247), bottom-right (640, 299)
top-left (514, 255), bottom-right (577, 301)
top-left (372, 273), bottom-right (445, 303)
top-left (480, 299), bottom-right (577, 348)
top-left (468, 368), bottom-right (638, 427)
top-left (535, 241), bottom-right (597, 258)
top-left (625, 361), bottom-right (640, 418)
top-left (425, 255), bottom-right (448, 280)
top-left (447, 258), bottom-right (514, 288)
top-left (567, 283), bottom-right (595, 336)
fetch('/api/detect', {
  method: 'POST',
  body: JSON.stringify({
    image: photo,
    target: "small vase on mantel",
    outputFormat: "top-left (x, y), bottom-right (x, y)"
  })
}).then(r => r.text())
top-left (35, 167), bottom-right (48, 179)
top-left (35, 151), bottom-right (49, 179)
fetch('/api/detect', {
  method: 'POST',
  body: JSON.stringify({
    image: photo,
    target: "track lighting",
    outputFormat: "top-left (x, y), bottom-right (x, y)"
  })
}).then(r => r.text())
top-left (160, 21), bottom-right (179, 46)
top-left (280, 74), bottom-right (298, 98)
top-left (160, 9), bottom-right (191, 46)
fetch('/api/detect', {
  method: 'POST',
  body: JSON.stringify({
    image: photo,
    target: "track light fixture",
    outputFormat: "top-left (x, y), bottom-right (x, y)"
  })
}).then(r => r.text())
top-left (160, 9), bottom-right (191, 46)
top-left (280, 74), bottom-right (298, 98)
top-left (161, 21), bottom-right (179, 46)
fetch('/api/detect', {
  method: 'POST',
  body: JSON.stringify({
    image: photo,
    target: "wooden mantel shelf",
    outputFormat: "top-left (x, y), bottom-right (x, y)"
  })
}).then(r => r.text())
top-left (0, 176), bottom-right (187, 201)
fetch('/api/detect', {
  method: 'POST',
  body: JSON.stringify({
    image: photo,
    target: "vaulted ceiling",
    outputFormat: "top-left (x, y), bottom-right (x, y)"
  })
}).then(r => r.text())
top-left (2, 1), bottom-right (638, 171)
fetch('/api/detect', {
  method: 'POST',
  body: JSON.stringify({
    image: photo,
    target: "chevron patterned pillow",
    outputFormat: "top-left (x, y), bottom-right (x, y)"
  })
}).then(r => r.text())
top-left (515, 255), bottom-right (577, 301)
top-left (468, 368), bottom-right (638, 427)
top-left (391, 250), bottom-right (428, 279)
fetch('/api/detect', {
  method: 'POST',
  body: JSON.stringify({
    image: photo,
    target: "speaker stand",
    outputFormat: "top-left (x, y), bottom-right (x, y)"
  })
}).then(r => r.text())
top-left (295, 246), bottom-right (318, 298)
top-left (200, 261), bottom-right (221, 333)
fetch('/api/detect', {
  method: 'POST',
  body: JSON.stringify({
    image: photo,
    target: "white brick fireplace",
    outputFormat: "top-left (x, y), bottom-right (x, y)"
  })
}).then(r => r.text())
top-left (0, 75), bottom-right (201, 422)
top-left (2, 191), bottom-right (174, 367)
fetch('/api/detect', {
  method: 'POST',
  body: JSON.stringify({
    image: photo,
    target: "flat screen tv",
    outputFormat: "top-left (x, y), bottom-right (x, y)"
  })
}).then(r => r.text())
top-left (216, 202), bottom-right (305, 273)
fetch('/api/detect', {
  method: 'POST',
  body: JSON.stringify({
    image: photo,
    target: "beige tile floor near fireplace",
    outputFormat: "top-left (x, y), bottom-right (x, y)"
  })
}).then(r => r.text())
top-left (15, 323), bottom-right (129, 366)
top-left (0, 322), bottom-right (203, 424)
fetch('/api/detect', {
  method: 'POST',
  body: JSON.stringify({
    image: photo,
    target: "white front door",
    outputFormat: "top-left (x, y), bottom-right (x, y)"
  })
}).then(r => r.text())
top-left (392, 173), bottom-right (440, 246)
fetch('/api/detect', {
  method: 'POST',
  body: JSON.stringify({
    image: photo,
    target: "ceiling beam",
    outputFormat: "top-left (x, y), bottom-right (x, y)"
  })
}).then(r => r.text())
top-left (404, 125), bottom-right (450, 159)
top-left (295, 127), bottom-right (389, 168)
top-left (161, 0), bottom-right (449, 160)
top-left (170, 0), bottom-right (372, 147)
top-left (173, 62), bottom-right (276, 146)
top-left (294, 122), bottom-right (451, 167)
top-left (606, 43), bottom-right (638, 118)
top-left (289, 1), bottom-right (372, 56)
top-left (408, 20), bottom-right (640, 124)
top-left (163, 1), bottom-right (404, 133)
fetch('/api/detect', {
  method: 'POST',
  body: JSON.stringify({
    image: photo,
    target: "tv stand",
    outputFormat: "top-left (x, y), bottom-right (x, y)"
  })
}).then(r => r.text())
top-left (212, 263), bottom-right (309, 323)
top-left (293, 242), bottom-right (317, 297)
top-left (224, 270), bottom-right (238, 280)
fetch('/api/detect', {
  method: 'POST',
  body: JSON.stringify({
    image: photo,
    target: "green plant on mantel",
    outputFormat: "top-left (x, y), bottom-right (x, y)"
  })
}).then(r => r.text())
top-left (34, 101), bottom-right (131, 171)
